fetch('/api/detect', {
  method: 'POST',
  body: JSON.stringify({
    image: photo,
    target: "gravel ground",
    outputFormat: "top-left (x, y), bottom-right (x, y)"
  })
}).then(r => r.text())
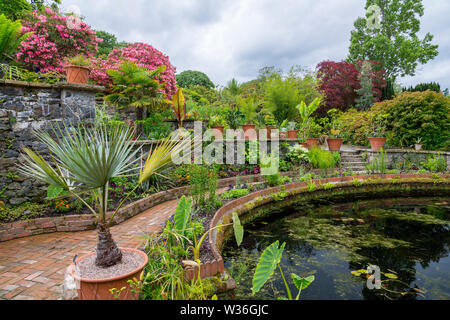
top-left (76, 250), bottom-right (145, 280)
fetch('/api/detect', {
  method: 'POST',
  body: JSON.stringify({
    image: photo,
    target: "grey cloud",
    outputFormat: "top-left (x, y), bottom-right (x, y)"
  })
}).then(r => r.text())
top-left (62, 0), bottom-right (449, 90)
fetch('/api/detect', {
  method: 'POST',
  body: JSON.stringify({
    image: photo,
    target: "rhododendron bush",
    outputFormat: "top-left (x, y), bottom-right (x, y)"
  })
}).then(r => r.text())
top-left (90, 43), bottom-right (177, 97)
top-left (16, 8), bottom-right (101, 73)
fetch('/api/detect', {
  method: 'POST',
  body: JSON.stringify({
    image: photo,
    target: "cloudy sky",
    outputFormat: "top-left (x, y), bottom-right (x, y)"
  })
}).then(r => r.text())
top-left (61, 0), bottom-right (450, 90)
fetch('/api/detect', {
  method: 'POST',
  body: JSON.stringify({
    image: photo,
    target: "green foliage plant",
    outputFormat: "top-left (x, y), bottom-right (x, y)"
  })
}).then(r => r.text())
top-left (105, 59), bottom-right (169, 132)
top-left (252, 241), bottom-right (315, 300)
top-left (65, 54), bottom-right (91, 67)
top-left (0, 14), bottom-right (31, 62)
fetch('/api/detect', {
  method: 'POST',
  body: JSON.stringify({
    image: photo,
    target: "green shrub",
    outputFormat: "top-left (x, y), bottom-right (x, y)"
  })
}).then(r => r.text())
top-left (365, 148), bottom-right (387, 174)
top-left (308, 147), bottom-right (336, 169)
top-left (222, 188), bottom-right (250, 200)
top-left (188, 165), bottom-right (221, 211)
top-left (0, 202), bottom-right (48, 223)
top-left (374, 91), bottom-right (450, 150)
top-left (420, 153), bottom-right (447, 173)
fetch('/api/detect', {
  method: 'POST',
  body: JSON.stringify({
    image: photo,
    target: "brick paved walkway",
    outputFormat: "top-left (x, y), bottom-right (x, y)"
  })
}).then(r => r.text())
top-left (0, 199), bottom-right (177, 300)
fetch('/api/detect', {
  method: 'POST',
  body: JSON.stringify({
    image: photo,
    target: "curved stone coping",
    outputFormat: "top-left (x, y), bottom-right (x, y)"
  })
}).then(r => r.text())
top-left (0, 79), bottom-right (105, 93)
top-left (208, 173), bottom-right (450, 266)
top-left (0, 171), bottom-right (300, 242)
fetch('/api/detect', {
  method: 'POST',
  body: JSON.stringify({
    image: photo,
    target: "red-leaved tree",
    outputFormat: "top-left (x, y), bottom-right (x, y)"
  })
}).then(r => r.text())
top-left (316, 60), bottom-right (385, 116)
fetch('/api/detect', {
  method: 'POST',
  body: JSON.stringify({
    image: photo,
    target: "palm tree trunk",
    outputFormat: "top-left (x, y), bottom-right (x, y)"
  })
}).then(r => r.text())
top-left (95, 222), bottom-right (122, 267)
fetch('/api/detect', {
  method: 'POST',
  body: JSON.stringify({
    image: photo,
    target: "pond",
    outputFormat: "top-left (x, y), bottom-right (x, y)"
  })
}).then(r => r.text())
top-left (221, 197), bottom-right (450, 300)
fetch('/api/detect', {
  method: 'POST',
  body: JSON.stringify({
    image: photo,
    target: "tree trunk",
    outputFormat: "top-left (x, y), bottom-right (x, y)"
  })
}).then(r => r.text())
top-left (136, 107), bottom-right (143, 136)
top-left (95, 223), bottom-right (122, 268)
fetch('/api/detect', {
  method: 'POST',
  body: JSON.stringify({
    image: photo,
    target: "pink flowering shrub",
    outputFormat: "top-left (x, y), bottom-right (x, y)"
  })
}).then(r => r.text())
top-left (90, 43), bottom-right (177, 98)
top-left (16, 8), bottom-right (101, 73)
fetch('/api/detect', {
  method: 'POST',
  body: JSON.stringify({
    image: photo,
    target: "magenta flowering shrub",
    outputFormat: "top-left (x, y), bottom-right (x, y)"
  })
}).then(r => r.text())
top-left (16, 8), bottom-right (101, 73)
top-left (90, 43), bottom-right (177, 98)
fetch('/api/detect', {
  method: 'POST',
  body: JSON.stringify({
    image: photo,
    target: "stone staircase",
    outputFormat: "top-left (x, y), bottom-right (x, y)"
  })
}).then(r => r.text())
top-left (340, 150), bottom-right (366, 173)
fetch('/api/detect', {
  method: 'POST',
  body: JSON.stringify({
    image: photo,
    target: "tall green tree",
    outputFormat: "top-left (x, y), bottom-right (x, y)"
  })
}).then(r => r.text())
top-left (348, 0), bottom-right (438, 81)
top-left (0, 0), bottom-right (31, 20)
top-left (176, 70), bottom-right (214, 89)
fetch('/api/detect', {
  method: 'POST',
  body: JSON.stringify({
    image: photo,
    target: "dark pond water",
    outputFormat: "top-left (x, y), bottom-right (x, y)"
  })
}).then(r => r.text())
top-left (221, 197), bottom-right (450, 300)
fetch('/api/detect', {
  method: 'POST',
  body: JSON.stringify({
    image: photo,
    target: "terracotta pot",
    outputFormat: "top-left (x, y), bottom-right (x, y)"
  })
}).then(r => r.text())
top-left (242, 124), bottom-right (257, 140)
top-left (306, 138), bottom-right (319, 149)
top-left (280, 131), bottom-right (287, 139)
top-left (64, 65), bottom-right (90, 84)
top-left (211, 126), bottom-right (224, 139)
top-left (287, 130), bottom-right (298, 139)
top-left (299, 142), bottom-right (308, 148)
top-left (368, 137), bottom-right (387, 151)
top-left (327, 138), bottom-right (343, 151)
top-left (266, 126), bottom-right (277, 139)
top-left (68, 248), bottom-right (148, 300)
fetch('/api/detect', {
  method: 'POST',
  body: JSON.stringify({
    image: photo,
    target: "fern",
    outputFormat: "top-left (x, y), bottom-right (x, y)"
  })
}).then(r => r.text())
top-left (0, 14), bottom-right (31, 62)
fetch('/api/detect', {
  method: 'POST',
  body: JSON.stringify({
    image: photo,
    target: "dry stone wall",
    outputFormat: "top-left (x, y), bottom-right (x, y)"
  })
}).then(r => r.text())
top-left (0, 80), bottom-right (104, 206)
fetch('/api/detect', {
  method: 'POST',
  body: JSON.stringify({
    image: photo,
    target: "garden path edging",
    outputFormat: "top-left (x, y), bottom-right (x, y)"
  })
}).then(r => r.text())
top-left (0, 171), bottom-right (297, 242)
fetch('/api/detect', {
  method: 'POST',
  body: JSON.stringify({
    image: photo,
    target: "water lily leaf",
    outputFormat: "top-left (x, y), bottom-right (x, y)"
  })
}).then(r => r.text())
top-left (351, 270), bottom-right (362, 276)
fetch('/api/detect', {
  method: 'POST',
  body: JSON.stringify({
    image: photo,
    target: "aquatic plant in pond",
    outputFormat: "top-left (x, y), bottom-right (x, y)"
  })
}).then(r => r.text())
top-left (222, 198), bottom-right (450, 300)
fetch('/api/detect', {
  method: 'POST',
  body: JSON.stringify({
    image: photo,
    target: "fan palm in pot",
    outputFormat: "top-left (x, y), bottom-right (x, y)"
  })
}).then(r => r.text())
top-left (18, 123), bottom-right (191, 298)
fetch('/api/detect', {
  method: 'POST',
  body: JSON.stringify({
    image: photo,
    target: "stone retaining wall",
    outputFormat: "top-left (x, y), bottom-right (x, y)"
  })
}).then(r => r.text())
top-left (0, 171), bottom-right (297, 242)
top-left (364, 149), bottom-right (450, 170)
top-left (0, 80), bottom-right (104, 206)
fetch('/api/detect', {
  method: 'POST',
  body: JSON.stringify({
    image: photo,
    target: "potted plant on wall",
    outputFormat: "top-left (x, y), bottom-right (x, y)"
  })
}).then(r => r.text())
top-left (415, 137), bottom-right (423, 151)
top-left (64, 54), bottom-right (91, 84)
top-left (326, 109), bottom-right (344, 151)
top-left (18, 124), bottom-right (190, 300)
top-left (368, 113), bottom-right (388, 151)
top-left (210, 115), bottom-right (227, 139)
top-left (238, 96), bottom-right (258, 140)
top-left (304, 120), bottom-right (322, 149)
top-left (264, 112), bottom-right (278, 139)
top-left (287, 121), bottom-right (298, 140)
top-left (279, 120), bottom-right (289, 139)
top-left (296, 98), bottom-right (321, 148)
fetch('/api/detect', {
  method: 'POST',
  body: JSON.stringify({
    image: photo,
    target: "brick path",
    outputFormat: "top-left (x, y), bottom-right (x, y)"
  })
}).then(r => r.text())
top-left (0, 199), bottom-right (177, 300)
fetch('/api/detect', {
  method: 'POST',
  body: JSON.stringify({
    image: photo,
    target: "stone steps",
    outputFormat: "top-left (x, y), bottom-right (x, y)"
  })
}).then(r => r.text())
top-left (340, 151), bottom-right (367, 172)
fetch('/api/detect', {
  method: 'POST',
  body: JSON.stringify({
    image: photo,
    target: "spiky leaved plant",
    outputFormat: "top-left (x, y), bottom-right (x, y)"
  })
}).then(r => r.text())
top-left (18, 123), bottom-right (190, 268)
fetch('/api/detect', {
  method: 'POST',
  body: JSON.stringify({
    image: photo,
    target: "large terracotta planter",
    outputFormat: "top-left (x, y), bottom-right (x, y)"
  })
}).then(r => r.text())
top-left (299, 142), bottom-right (308, 148)
top-left (287, 130), bottom-right (298, 139)
top-left (242, 124), bottom-right (257, 140)
top-left (68, 248), bottom-right (148, 300)
top-left (306, 138), bottom-right (319, 149)
top-left (368, 137), bottom-right (387, 151)
top-left (211, 126), bottom-right (224, 139)
top-left (64, 65), bottom-right (90, 84)
top-left (327, 138), bottom-right (343, 151)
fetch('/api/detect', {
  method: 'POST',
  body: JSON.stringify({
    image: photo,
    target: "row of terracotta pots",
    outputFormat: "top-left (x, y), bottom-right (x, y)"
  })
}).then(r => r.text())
top-left (211, 124), bottom-right (299, 140)
top-left (326, 137), bottom-right (387, 151)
